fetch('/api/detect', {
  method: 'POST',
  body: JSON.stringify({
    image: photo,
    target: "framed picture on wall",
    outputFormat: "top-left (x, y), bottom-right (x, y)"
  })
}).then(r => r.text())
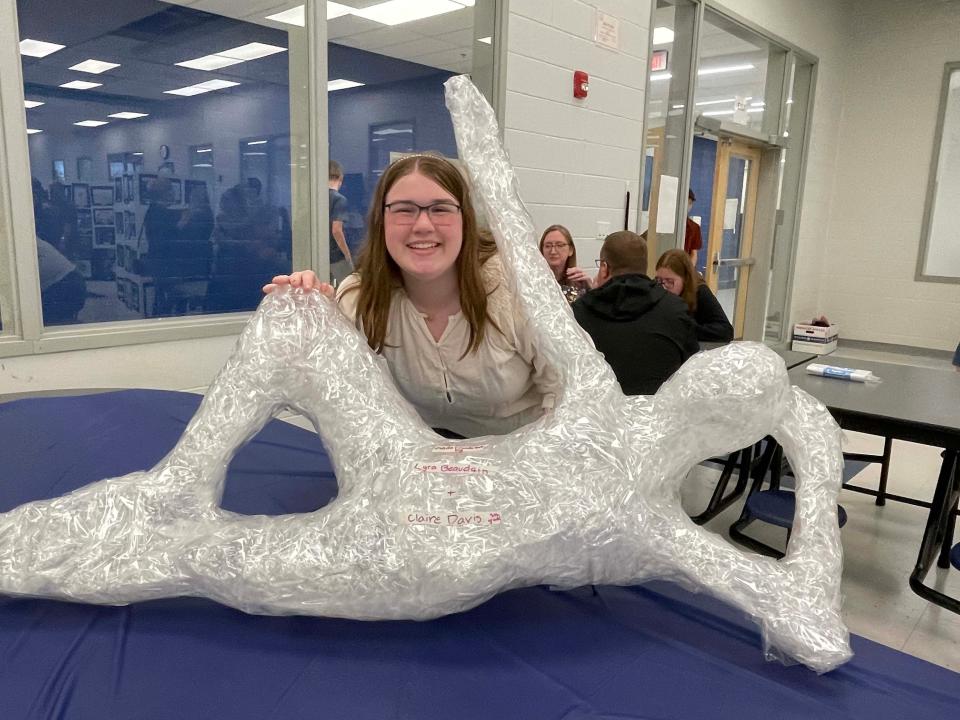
top-left (93, 208), bottom-right (114, 225)
top-left (91, 185), bottom-right (114, 206)
top-left (72, 183), bottom-right (90, 208)
top-left (369, 120), bottom-right (415, 182)
top-left (108, 153), bottom-right (125, 179)
top-left (52, 159), bottom-right (66, 183)
top-left (77, 156), bottom-right (94, 183)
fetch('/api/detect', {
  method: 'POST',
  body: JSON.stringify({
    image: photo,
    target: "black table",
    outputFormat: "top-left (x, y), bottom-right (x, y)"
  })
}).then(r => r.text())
top-left (788, 359), bottom-right (960, 613)
top-left (699, 341), bottom-right (818, 370)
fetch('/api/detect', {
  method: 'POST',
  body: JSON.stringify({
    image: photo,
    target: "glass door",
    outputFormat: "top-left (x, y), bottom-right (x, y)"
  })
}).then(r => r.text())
top-left (704, 139), bottom-right (761, 338)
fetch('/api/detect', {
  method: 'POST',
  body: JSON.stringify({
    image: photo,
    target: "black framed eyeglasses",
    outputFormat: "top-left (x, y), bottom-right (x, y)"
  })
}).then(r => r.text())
top-left (594, 258), bottom-right (606, 267)
top-left (384, 201), bottom-right (461, 225)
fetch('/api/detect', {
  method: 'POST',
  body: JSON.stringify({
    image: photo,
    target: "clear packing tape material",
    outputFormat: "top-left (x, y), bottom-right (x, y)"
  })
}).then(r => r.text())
top-left (0, 76), bottom-right (851, 673)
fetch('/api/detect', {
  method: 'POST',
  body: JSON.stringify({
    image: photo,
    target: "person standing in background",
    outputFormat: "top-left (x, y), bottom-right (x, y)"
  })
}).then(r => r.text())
top-left (328, 160), bottom-right (353, 286)
top-left (684, 189), bottom-right (702, 268)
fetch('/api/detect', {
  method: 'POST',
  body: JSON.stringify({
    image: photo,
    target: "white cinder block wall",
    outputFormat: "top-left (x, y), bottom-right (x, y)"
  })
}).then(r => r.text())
top-left (503, 0), bottom-right (652, 271)
top-left (818, 0), bottom-right (960, 350)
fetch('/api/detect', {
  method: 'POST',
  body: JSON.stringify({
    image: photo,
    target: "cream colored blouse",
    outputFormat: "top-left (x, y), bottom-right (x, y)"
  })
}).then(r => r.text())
top-left (336, 256), bottom-right (558, 438)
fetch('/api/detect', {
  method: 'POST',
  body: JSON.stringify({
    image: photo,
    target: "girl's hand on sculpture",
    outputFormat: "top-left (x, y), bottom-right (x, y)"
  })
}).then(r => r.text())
top-left (263, 270), bottom-right (334, 298)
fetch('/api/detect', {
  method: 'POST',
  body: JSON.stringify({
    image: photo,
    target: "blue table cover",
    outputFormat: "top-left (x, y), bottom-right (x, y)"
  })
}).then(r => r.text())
top-left (1, 390), bottom-right (958, 720)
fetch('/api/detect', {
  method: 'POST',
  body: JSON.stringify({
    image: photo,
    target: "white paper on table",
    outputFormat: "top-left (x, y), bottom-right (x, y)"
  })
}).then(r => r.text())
top-left (656, 175), bottom-right (678, 234)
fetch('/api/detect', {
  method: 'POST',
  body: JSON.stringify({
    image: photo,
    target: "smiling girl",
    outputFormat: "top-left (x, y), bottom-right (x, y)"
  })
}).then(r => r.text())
top-left (265, 154), bottom-right (558, 438)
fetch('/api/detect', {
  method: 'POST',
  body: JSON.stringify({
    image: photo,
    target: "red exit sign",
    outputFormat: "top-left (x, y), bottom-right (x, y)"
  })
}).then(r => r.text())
top-left (651, 49), bottom-right (668, 72)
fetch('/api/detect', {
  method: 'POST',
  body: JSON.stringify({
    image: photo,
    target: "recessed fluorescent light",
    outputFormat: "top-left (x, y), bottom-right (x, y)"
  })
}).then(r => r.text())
top-left (164, 79), bottom-right (240, 96)
top-left (24, 100), bottom-right (44, 109)
top-left (177, 43), bottom-right (286, 71)
top-left (698, 63), bottom-right (754, 76)
top-left (702, 109), bottom-right (735, 117)
top-left (220, 42), bottom-right (287, 61)
top-left (60, 80), bottom-right (102, 90)
top-left (746, 107), bottom-right (764, 113)
top-left (176, 55), bottom-right (243, 71)
top-left (192, 163), bottom-right (213, 168)
top-left (750, 101), bottom-right (765, 107)
top-left (328, 1), bottom-right (353, 19)
top-left (108, 111), bottom-right (148, 119)
top-left (650, 72), bottom-right (672, 82)
top-left (247, 139), bottom-right (268, 145)
top-left (671, 104), bottom-right (685, 109)
top-left (373, 127), bottom-right (413, 135)
top-left (652, 26), bottom-right (674, 44)
top-left (26, 128), bottom-right (42, 134)
top-left (352, 0), bottom-right (463, 26)
top-left (196, 147), bottom-right (212, 153)
top-left (74, 120), bottom-right (109, 127)
top-left (132, 152), bottom-right (143, 155)
top-left (695, 97), bottom-right (736, 107)
top-left (477, 36), bottom-right (492, 44)
top-left (266, 5), bottom-right (305, 25)
top-left (242, 152), bottom-right (267, 156)
top-left (328, 78), bottom-right (364, 91)
top-left (69, 59), bottom-right (120, 74)
top-left (19, 39), bottom-right (64, 58)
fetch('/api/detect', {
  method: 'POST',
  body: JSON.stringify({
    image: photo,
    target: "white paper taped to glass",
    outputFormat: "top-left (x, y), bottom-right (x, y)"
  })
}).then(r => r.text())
top-left (806, 363), bottom-right (880, 383)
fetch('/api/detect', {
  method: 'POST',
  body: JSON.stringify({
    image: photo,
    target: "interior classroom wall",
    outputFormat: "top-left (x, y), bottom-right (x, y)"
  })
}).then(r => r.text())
top-left (716, 0), bottom-right (960, 350)
top-left (818, 0), bottom-right (960, 350)
top-left (711, 0), bottom-right (852, 335)
top-left (27, 83), bottom-right (292, 211)
top-left (502, 0), bottom-right (652, 270)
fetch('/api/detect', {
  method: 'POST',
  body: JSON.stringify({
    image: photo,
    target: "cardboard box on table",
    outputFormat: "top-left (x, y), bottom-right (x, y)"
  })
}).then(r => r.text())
top-left (792, 323), bottom-right (838, 355)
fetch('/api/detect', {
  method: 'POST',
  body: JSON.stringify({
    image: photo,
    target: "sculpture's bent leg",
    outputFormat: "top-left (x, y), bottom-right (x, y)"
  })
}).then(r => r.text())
top-left (0, 289), bottom-right (430, 604)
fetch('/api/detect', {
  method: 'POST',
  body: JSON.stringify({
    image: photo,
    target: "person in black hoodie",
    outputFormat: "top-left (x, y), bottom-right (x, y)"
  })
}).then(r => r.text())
top-left (572, 231), bottom-right (699, 395)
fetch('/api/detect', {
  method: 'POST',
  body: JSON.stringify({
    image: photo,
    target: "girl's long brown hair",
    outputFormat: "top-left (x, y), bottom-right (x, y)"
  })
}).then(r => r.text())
top-left (538, 224), bottom-right (577, 281)
top-left (345, 154), bottom-right (498, 355)
top-left (655, 248), bottom-right (700, 313)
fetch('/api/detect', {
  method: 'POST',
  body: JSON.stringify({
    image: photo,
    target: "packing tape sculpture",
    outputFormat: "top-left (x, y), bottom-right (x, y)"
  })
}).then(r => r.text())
top-left (0, 76), bottom-right (851, 673)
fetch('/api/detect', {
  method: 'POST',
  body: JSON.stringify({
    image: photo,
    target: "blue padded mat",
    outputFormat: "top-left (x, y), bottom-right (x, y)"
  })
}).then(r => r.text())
top-left (1, 391), bottom-right (958, 720)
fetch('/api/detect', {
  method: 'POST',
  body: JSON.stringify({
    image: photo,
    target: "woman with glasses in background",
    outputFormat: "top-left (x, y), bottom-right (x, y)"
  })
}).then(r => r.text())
top-left (265, 154), bottom-right (558, 439)
top-left (538, 224), bottom-right (592, 302)
top-left (654, 249), bottom-right (733, 343)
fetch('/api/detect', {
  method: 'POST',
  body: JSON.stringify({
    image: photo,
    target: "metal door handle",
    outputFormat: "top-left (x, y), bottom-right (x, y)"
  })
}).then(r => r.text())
top-left (713, 251), bottom-right (756, 269)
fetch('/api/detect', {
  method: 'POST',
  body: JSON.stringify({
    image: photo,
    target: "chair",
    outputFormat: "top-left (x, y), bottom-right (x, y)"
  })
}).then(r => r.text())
top-left (690, 444), bottom-right (758, 525)
top-left (728, 441), bottom-right (857, 559)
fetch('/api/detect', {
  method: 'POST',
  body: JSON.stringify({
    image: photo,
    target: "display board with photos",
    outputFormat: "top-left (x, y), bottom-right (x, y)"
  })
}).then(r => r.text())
top-left (114, 170), bottom-right (187, 316)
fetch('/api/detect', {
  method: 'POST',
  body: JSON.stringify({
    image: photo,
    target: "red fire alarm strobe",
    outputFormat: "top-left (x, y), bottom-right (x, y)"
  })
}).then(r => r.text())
top-left (573, 70), bottom-right (589, 99)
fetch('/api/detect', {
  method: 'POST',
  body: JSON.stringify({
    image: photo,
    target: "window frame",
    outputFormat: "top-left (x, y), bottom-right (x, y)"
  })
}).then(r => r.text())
top-left (0, 0), bottom-right (327, 358)
top-left (915, 61), bottom-right (960, 284)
